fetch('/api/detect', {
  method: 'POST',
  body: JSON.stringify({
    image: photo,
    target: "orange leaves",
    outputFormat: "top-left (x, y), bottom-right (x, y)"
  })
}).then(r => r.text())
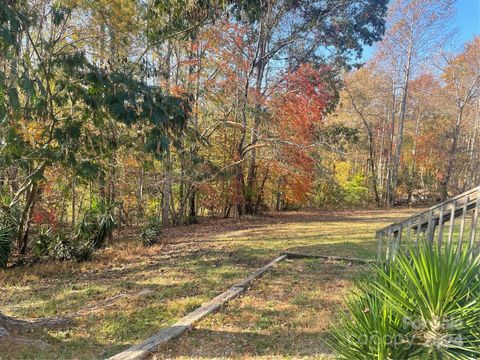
top-left (268, 64), bottom-right (332, 204)
top-left (271, 64), bottom-right (330, 144)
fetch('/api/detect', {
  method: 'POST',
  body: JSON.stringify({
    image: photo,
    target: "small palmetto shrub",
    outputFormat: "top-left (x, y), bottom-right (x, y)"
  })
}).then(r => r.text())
top-left (0, 206), bottom-right (18, 268)
top-left (78, 204), bottom-right (115, 249)
top-left (33, 225), bottom-right (54, 258)
top-left (0, 222), bottom-right (14, 268)
top-left (48, 230), bottom-right (94, 262)
top-left (140, 216), bottom-right (161, 247)
top-left (49, 230), bottom-right (75, 261)
top-left (330, 242), bottom-right (480, 359)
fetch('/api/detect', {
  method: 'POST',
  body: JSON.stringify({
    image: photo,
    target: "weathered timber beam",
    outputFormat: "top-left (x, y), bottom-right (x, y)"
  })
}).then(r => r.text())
top-left (281, 252), bottom-right (374, 264)
top-left (106, 255), bottom-right (287, 360)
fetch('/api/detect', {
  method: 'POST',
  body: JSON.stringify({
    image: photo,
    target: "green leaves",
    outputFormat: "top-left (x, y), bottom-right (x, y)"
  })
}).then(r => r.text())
top-left (330, 242), bottom-right (480, 359)
top-left (0, 4), bottom-right (22, 52)
top-left (140, 215), bottom-right (162, 247)
top-left (146, 0), bottom-right (226, 41)
top-left (0, 225), bottom-right (13, 269)
top-left (0, 208), bottom-right (18, 269)
top-left (77, 204), bottom-right (115, 250)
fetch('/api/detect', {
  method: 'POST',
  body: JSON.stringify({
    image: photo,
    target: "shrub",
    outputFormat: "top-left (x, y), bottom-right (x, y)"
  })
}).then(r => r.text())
top-left (343, 174), bottom-right (369, 205)
top-left (33, 225), bottom-right (54, 258)
top-left (186, 213), bottom-right (198, 225)
top-left (0, 207), bottom-right (18, 269)
top-left (330, 242), bottom-right (480, 359)
top-left (0, 221), bottom-right (14, 268)
top-left (140, 216), bottom-right (161, 247)
top-left (48, 230), bottom-right (75, 261)
top-left (78, 204), bottom-right (115, 249)
top-left (48, 230), bottom-right (94, 262)
top-left (33, 204), bottom-right (114, 262)
top-left (71, 238), bottom-right (94, 262)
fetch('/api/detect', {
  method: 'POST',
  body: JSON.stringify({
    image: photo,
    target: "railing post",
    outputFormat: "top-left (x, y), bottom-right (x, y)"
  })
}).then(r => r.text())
top-left (437, 205), bottom-right (445, 248)
top-left (392, 226), bottom-right (402, 260)
top-left (447, 203), bottom-right (456, 250)
top-left (468, 195), bottom-right (480, 253)
top-left (406, 219), bottom-right (412, 243)
top-left (386, 228), bottom-right (393, 260)
top-left (377, 233), bottom-right (384, 261)
top-left (416, 214), bottom-right (423, 248)
top-left (458, 195), bottom-right (470, 255)
top-left (426, 210), bottom-right (434, 244)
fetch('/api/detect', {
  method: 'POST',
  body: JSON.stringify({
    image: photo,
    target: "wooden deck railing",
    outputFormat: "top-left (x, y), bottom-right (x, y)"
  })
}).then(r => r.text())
top-left (376, 185), bottom-right (480, 260)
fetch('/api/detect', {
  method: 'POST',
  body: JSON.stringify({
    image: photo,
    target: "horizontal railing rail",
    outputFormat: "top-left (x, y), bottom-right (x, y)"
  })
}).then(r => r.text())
top-left (376, 186), bottom-right (480, 260)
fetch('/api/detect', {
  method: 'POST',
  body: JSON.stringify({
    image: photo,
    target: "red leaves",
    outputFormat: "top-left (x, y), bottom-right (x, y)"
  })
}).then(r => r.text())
top-left (268, 64), bottom-right (332, 203)
top-left (32, 206), bottom-right (56, 226)
top-left (272, 64), bottom-right (330, 143)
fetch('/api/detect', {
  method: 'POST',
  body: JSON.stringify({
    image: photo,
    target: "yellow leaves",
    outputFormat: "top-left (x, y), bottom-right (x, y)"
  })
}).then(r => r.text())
top-left (335, 161), bottom-right (351, 187)
top-left (20, 119), bottom-right (47, 146)
top-left (119, 153), bottom-right (141, 169)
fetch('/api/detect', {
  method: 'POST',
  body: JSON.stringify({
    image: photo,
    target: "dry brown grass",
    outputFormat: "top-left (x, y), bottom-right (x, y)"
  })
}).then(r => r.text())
top-left (154, 259), bottom-right (366, 359)
top-left (0, 208), bottom-right (420, 359)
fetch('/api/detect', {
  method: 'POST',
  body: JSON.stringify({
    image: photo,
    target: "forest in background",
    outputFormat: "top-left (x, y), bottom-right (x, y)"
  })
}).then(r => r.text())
top-left (0, 0), bottom-right (479, 266)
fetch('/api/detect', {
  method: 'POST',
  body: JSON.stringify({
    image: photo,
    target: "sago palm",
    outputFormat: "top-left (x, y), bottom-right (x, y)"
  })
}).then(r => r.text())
top-left (330, 241), bottom-right (480, 359)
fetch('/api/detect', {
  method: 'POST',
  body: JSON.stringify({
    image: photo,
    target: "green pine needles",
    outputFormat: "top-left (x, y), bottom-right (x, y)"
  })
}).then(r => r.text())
top-left (330, 242), bottom-right (480, 359)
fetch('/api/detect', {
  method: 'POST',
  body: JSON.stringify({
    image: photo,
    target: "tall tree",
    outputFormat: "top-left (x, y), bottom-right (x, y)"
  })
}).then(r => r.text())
top-left (440, 37), bottom-right (480, 197)
top-left (380, 0), bottom-right (454, 205)
top-left (235, 0), bottom-right (389, 214)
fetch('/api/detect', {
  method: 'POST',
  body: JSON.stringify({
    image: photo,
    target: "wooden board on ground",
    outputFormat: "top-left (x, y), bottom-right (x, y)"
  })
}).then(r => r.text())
top-left (282, 252), bottom-right (374, 264)
top-left (107, 255), bottom-right (287, 360)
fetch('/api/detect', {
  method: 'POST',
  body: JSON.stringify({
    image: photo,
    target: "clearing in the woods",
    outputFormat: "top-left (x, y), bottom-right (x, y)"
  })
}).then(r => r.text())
top-left (0, 208), bottom-right (418, 359)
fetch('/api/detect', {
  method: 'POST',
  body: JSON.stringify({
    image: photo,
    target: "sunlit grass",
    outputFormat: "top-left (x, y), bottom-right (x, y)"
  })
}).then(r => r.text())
top-left (0, 208), bottom-right (420, 359)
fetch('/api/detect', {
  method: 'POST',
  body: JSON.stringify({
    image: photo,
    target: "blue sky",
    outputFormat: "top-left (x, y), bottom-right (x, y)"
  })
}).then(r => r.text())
top-left (362, 0), bottom-right (479, 61)
top-left (455, 0), bottom-right (480, 43)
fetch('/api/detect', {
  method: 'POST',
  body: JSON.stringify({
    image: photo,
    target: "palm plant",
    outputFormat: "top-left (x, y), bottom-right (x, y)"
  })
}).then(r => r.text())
top-left (140, 215), bottom-right (161, 247)
top-left (330, 242), bottom-right (480, 359)
top-left (0, 207), bottom-right (17, 269)
top-left (0, 222), bottom-right (14, 268)
top-left (77, 204), bottom-right (115, 249)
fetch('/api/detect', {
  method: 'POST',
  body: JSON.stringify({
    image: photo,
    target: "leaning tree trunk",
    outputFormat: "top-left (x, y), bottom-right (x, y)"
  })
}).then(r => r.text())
top-left (16, 182), bottom-right (39, 255)
top-left (0, 311), bottom-right (72, 342)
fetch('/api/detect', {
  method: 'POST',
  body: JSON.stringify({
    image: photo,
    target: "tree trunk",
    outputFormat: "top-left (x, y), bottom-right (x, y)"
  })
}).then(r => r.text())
top-left (442, 110), bottom-right (464, 199)
top-left (407, 114), bottom-right (421, 203)
top-left (245, 17), bottom-right (268, 215)
top-left (162, 152), bottom-right (172, 226)
top-left (189, 189), bottom-right (196, 219)
top-left (390, 41), bottom-right (413, 206)
top-left (385, 83), bottom-right (397, 206)
top-left (255, 166), bottom-right (269, 213)
top-left (468, 97), bottom-right (480, 188)
top-left (16, 182), bottom-right (38, 255)
top-left (161, 42), bottom-right (173, 226)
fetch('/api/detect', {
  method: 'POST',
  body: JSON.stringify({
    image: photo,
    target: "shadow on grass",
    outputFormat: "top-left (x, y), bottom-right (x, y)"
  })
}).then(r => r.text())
top-left (1, 209), bottom-right (398, 359)
top-left (150, 260), bottom-right (367, 359)
top-left (155, 328), bottom-right (333, 358)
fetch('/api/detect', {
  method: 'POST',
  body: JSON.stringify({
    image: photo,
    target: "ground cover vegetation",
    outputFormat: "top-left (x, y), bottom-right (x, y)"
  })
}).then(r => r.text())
top-left (0, 208), bottom-right (417, 358)
top-left (331, 241), bottom-right (480, 359)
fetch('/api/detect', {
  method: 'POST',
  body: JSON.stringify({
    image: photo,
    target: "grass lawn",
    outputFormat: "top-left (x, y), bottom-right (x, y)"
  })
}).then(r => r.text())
top-left (0, 208), bottom-right (420, 359)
